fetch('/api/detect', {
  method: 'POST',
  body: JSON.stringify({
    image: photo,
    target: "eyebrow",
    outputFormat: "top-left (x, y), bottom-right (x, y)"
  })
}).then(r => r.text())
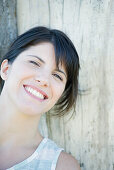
top-left (55, 69), bottom-right (67, 78)
top-left (27, 55), bottom-right (45, 64)
top-left (28, 55), bottom-right (67, 78)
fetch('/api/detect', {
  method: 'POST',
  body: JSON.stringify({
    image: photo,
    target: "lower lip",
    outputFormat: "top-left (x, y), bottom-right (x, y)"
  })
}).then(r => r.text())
top-left (23, 85), bottom-right (44, 102)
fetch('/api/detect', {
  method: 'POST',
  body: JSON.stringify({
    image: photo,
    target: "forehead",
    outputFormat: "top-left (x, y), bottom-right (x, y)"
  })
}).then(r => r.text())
top-left (26, 42), bottom-right (55, 56)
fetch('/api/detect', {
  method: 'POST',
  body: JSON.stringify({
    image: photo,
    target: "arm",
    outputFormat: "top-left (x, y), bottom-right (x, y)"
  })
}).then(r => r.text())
top-left (56, 151), bottom-right (81, 170)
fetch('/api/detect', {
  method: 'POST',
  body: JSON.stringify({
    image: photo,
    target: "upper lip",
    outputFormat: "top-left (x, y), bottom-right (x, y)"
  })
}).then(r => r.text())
top-left (23, 84), bottom-right (48, 99)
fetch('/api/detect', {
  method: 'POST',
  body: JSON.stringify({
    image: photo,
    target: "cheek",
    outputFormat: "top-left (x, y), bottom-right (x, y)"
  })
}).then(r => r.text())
top-left (10, 63), bottom-right (34, 83)
top-left (5, 65), bottom-right (32, 97)
top-left (53, 83), bottom-right (65, 100)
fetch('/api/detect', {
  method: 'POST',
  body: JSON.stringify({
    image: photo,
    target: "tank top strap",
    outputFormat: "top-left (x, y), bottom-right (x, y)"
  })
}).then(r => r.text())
top-left (40, 138), bottom-right (64, 170)
top-left (51, 147), bottom-right (64, 170)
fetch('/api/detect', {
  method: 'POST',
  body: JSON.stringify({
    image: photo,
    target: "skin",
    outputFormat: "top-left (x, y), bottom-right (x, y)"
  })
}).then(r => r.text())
top-left (0, 42), bottom-right (80, 170)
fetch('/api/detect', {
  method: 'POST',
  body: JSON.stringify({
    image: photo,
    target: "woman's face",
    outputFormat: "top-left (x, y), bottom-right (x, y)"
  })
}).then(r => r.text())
top-left (1, 42), bottom-right (67, 115)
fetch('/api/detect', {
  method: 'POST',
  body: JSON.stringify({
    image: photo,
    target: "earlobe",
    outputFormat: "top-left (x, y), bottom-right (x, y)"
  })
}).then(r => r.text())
top-left (0, 59), bottom-right (10, 80)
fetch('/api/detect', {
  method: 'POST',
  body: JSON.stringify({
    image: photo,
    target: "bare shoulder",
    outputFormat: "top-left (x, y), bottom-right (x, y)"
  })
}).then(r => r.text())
top-left (56, 151), bottom-right (81, 170)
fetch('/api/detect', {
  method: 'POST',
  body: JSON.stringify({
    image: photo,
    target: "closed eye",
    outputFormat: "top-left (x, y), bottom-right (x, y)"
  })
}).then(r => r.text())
top-left (29, 60), bottom-right (40, 67)
top-left (53, 73), bottom-right (63, 81)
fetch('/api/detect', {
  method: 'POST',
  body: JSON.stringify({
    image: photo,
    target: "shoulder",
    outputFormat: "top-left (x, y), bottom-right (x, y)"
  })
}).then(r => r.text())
top-left (56, 151), bottom-right (81, 170)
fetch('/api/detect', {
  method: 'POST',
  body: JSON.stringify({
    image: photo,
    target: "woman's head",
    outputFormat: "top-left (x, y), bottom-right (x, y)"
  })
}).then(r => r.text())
top-left (0, 26), bottom-right (80, 116)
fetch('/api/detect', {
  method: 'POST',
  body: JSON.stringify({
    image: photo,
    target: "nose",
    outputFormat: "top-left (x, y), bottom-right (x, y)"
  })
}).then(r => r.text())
top-left (34, 75), bottom-right (50, 87)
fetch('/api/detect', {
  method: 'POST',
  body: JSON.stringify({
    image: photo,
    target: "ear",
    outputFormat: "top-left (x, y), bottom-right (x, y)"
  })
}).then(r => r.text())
top-left (0, 59), bottom-right (10, 80)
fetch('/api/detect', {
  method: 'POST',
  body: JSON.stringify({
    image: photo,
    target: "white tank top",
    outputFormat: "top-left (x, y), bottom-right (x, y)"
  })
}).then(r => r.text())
top-left (7, 138), bottom-right (64, 170)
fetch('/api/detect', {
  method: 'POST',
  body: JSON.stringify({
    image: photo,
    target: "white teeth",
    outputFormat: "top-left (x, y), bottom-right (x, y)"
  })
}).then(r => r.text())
top-left (25, 86), bottom-right (44, 99)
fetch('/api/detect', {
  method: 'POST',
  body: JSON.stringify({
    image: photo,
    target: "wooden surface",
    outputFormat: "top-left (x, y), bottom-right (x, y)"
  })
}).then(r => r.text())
top-left (0, 0), bottom-right (17, 58)
top-left (0, 0), bottom-right (17, 91)
top-left (1, 0), bottom-right (114, 169)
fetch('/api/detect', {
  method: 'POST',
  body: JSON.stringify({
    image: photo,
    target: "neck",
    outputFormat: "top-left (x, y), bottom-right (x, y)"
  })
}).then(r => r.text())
top-left (0, 91), bottom-right (42, 148)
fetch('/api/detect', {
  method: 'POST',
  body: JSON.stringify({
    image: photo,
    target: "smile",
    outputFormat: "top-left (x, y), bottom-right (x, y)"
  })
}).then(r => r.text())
top-left (23, 85), bottom-right (48, 101)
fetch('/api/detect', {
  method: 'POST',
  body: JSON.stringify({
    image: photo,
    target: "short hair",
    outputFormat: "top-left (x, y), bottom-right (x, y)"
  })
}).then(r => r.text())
top-left (0, 26), bottom-right (80, 116)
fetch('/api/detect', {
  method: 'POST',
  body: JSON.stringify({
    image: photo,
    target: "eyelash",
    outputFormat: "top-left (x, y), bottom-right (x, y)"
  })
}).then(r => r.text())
top-left (53, 73), bottom-right (63, 81)
top-left (29, 60), bottom-right (40, 67)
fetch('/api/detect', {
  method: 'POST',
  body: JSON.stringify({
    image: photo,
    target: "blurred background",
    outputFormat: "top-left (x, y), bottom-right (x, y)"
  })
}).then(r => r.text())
top-left (0, 0), bottom-right (114, 169)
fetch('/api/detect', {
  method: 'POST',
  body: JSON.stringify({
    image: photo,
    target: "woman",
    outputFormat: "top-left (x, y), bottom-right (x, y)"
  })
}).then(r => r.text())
top-left (0, 26), bottom-right (80, 170)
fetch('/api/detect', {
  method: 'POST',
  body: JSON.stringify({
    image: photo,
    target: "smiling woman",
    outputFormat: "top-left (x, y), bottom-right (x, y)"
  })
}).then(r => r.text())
top-left (0, 26), bottom-right (80, 170)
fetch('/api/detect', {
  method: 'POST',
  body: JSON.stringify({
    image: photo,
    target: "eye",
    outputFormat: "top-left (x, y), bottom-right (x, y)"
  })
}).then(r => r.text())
top-left (29, 60), bottom-right (40, 67)
top-left (53, 73), bottom-right (63, 81)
